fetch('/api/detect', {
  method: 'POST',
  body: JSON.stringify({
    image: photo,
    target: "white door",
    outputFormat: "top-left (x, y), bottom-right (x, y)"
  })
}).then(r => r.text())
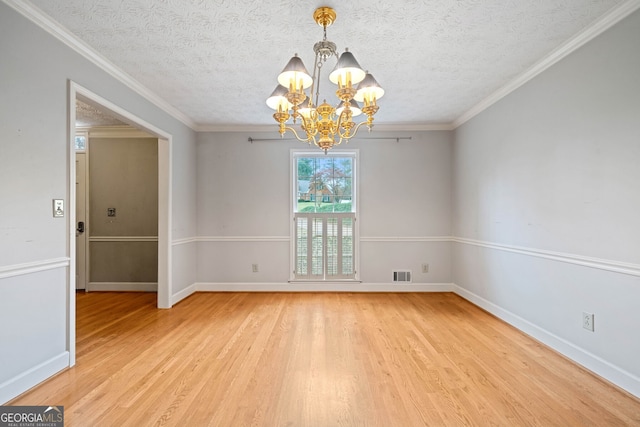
top-left (76, 152), bottom-right (87, 290)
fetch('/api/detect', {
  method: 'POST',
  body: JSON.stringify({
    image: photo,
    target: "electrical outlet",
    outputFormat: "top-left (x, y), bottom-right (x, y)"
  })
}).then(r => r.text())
top-left (421, 263), bottom-right (429, 273)
top-left (252, 264), bottom-right (259, 273)
top-left (582, 312), bottom-right (594, 331)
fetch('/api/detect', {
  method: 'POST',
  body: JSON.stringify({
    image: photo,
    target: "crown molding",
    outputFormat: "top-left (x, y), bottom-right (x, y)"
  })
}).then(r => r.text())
top-left (6, 0), bottom-right (639, 133)
top-left (3, 0), bottom-right (197, 130)
top-left (452, 0), bottom-right (640, 129)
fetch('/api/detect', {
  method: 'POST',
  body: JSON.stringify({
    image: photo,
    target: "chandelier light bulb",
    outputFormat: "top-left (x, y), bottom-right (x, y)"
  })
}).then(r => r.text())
top-left (329, 49), bottom-right (366, 87)
top-left (277, 54), bottom-right (313, 91)
top-left (266, 85), bottom-right (293, 111)
top-left (354, 72), bottom-right (385, 104)
top-left (298, 102), bottom-right (315, 119)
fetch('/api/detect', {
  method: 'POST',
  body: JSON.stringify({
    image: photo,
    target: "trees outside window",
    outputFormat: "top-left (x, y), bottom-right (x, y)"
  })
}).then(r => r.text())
top-left (296, 156), bottom-right (353, 213)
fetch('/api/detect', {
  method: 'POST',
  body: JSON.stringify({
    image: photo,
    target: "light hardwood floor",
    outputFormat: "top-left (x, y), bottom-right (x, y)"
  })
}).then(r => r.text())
top-left (11, 292), bottom-right (640, 426)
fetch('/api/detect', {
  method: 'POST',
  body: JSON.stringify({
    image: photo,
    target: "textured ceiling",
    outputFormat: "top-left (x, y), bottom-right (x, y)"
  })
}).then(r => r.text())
top-left (76, 100), bottom-right (127, 127)
top-left (29, 0), bottom-right (627, 128)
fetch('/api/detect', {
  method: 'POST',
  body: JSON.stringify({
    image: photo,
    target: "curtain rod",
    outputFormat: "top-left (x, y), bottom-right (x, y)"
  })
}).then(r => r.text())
top-left (248, 136), bottom-right (412, 143)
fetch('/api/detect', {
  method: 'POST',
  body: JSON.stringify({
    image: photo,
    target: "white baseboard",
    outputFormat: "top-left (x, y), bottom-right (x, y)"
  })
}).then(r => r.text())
top-left (87, 282), bottom-right (158, 292)
top-left (452, 284), bottom-right (640, 399)
top-left (0, 352), bottom-right (69, 405)
top-left (194, 282), bottom-right (454, 292)
top-left (171, 283), bottom-right (197, 305)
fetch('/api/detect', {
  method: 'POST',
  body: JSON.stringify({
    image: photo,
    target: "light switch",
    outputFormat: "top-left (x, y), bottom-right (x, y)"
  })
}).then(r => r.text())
top-left (53, 199), bottom-right (64, 217)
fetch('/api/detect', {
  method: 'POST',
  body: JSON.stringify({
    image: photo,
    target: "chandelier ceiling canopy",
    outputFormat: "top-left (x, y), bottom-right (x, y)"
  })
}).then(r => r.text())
top-left (266, 7), bottom-right (385, 153)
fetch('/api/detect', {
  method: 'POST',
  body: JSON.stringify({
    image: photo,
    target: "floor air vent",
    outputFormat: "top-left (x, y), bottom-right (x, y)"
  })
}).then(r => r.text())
top-left (393, 270), bottom-right (412, 283)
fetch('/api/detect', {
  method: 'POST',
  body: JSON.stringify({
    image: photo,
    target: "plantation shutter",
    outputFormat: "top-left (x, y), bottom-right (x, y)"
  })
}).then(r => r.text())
top-left (294, 213), bottom-right (355, 280)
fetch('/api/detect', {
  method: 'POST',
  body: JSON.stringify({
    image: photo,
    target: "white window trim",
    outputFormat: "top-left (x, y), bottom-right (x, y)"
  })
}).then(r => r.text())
top-left (289, 149), bottom-right (360, 282)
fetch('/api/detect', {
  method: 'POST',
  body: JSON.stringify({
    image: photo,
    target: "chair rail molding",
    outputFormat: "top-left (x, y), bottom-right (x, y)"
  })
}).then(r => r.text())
top-left (452, 237), bottom-right (640, 277)
top-left (0, 257), bottom-right (70, 280)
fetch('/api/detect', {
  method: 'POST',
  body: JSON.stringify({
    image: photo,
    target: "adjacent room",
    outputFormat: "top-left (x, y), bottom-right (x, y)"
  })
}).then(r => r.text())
top-left (1, 0), bottom-right (639, 424)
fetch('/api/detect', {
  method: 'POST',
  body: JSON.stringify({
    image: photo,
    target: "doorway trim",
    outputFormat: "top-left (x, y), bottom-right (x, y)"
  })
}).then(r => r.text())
top-left (68, 81), bottom-right (173, 365)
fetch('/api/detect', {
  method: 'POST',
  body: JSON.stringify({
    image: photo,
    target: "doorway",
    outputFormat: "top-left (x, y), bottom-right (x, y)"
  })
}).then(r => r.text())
top-left (74, 126), bottom-right (159, 292)
top-left (68, 82), bottom-right (172, 366)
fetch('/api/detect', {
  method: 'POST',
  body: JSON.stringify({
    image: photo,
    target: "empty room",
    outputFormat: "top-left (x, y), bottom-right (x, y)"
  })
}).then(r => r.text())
top-left (1, 0), bottom-right (639, 425)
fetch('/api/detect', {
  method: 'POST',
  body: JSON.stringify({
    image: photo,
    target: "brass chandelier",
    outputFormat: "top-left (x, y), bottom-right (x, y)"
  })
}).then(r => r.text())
top-left (266, 7), bottom-right (385, 153)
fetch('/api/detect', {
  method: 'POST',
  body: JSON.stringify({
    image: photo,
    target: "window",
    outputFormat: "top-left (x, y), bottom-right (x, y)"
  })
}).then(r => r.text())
top-left (74, 132), bottom-right (87, 151)
top-left (291, 151), bottom-right (358, 281)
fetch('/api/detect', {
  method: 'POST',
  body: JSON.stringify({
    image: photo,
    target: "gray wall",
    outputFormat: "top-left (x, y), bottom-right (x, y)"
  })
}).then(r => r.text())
top-left (196, 131), bottom-right (453, 286)
top-left (89, 137), bottom-right (158, 285)
top-left (0, 2), bottom-right (197, 403)
top-left (452, 9), bottom-right (640, 396)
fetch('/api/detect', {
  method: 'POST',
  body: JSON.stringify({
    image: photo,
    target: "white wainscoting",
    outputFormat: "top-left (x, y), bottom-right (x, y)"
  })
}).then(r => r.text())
top-left (452, 237), bottom-right (640, 399)
top-left (0, 260), bottom-right (70, 404)
top-left (0, 352), bottom-right (69, 405)
top-left (452, 284), bottom-right (640, 398)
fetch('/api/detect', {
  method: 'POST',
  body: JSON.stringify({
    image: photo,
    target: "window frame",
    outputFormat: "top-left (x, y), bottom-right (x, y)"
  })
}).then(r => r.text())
top-left (290, 149), bottom-right (360, 282)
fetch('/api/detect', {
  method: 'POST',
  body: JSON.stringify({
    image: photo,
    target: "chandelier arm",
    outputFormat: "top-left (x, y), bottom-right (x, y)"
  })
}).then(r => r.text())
top-left (335, 107), bottom-right (354, 137)
top-left (301, 113), bottom-right (319, 138)
top-left (337, 120), bottom-right (370, 140)
top-left (334, 107), bottom-right (346, 131)
top-left (283, 125), bottom-right (316, 144)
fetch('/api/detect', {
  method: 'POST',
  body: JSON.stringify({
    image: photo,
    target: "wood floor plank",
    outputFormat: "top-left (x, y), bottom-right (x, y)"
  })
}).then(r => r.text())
top-left (9, 292), bottom-right (640, 426)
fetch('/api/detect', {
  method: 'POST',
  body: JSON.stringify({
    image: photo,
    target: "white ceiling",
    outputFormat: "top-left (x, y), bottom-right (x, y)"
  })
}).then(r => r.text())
top-left (75, 99), bottom-right (127, 127)
top-left (24, 0), bottom-right (634, 128)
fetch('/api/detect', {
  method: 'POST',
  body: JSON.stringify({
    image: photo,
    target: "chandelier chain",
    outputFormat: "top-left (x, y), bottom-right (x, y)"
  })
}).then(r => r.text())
top-left (314, 51), bottom-right (322, 107)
